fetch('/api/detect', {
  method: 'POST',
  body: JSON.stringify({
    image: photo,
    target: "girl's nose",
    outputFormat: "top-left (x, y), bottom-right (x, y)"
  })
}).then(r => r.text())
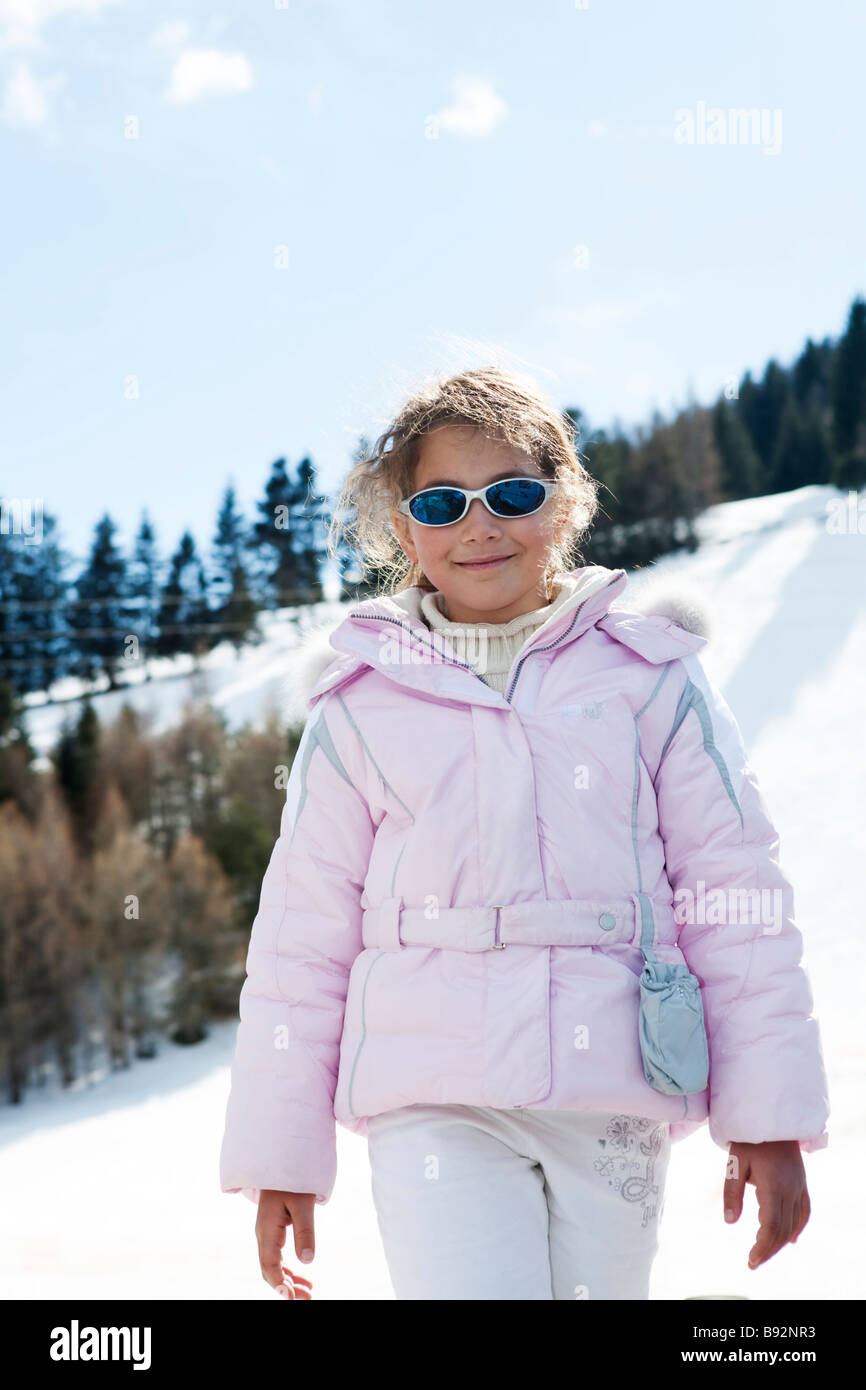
top-left (460, 498), bottom-right (503, 533)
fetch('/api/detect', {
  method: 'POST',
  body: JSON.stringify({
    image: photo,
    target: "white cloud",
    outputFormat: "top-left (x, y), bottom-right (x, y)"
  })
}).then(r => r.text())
top-left (0, 57), bottom-right (63, 124)
top-left (433, 75), bottom-right (507, 138)
top-left (163, 47), bottom-right (254, 104)
top-left (149, 18), bottom-right (190, 51)
top-left (0, 0), bottom-right (123, 54)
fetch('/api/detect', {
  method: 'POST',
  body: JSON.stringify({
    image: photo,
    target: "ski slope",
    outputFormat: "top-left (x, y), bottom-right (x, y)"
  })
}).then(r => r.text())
top-left (3, 484), bottom-right (864, 1300)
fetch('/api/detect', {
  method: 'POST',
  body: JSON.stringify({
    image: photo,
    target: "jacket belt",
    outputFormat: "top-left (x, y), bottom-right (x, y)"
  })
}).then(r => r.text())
top-left (360, 894), bottom-right (678, 953)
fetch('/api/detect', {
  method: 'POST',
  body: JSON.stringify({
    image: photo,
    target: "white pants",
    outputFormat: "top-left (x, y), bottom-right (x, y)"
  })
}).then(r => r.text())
top-left (367, 1103), bottom-right (671, 1300)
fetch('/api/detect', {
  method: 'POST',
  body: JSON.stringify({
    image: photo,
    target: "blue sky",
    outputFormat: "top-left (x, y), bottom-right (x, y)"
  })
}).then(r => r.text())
top-left (1, 0), bottom-right (864, 571)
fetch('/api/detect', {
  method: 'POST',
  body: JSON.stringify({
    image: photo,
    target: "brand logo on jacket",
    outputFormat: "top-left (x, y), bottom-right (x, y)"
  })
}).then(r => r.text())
top-left (559, 701), bottom-right (605, 720)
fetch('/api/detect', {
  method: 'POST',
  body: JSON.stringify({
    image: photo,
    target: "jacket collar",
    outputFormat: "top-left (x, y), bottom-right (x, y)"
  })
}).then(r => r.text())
top-left (322, 565), bottom-right (626, 709)
top-left (289, 564), bottom-right (709, 720)
top-left (387, 564), bottom-right (615, 635)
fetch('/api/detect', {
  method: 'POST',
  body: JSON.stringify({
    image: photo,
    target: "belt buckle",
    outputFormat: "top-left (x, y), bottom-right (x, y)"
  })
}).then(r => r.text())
top-left (491, 905), bottom-right (507, 950)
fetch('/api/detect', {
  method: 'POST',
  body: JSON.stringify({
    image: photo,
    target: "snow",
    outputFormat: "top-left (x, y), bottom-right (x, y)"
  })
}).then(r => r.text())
top-left (22, 602), bottom-right (349, 759)
top-left (2, 484), bottom-right (863, 1299)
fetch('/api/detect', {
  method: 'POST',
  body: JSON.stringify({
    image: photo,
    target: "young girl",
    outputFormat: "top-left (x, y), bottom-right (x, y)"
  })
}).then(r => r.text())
top-left (219, 366), bottom-right (830, 1301)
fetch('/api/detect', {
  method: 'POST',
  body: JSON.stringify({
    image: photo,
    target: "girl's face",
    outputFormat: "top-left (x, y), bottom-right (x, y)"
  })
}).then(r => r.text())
top-left (391, 425), bottom-right (568, 625)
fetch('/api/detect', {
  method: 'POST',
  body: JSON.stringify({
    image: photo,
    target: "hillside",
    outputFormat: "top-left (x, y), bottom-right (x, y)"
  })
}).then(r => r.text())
top-left (3, 483), bottom-right (863, 1300)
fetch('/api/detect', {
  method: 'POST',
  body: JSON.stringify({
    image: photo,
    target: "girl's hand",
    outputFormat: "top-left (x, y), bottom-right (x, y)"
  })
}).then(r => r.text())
top-left (256, 1189), bottom-right (317, 1300)
top-left (723, 1140), bottom-right (811, 1269)
top-left (276, 1266), bottom-right (312, 1301)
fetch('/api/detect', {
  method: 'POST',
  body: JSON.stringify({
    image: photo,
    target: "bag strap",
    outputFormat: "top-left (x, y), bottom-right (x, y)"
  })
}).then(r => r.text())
top-left (633, 891), bottom-right (659, 966)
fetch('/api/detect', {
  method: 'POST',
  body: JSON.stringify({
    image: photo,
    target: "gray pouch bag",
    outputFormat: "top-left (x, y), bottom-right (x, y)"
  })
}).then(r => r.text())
top-left (638, 958), bottom-right (709, 1095)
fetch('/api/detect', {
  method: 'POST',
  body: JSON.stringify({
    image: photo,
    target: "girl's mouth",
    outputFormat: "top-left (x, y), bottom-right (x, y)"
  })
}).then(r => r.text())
top-left (454, 555), bottom-right (515, 571)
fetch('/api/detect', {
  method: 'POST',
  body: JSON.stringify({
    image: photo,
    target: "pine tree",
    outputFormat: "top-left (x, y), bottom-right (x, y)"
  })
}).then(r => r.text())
top-left (12, 513), bottom-right (69, 695)
top-left (291, 458), bottom-right (327, 603)
top-left (0, 527), bottom-right (19, 692)
top-left (52, 697), bottom-right (105, 857)
top-left (250, 458), bottom-right (304, 609)
top-left (67, 514), bottom-right (129, 690)
top-left (0, 678), bottom-right (38, 814)
top-left (123, 513), bottom-right (161, 680)
top-left (831, 296), bottom-right (866, 487)
top-left (712, 398), bottom-right (765, 498)
top-left (0, 513), bottom-right (69, 697)
top-left (736, 361), bottom-right (791, 483)
top-left (666, 405), bottom-right (724, 541)
top-left (793, 336), bottom-right (834, 416)
top-left (801, 405), bottom-right (834, 486)
top-left (581, 428), bottom-right (636, 569)
top-left (210, 486), bottom-right (259, 652)
top-left (771, 396), bottom-right (833, 491)
top-left (154, 531), bottom-right (212, 662)
top-left (210, 709), bottom-right (296, 921)
top-left (0, 680), bottom-right (15, 741)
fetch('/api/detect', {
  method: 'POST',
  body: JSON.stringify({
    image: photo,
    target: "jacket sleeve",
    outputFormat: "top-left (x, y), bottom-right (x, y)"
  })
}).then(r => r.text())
top-left (219, 688), bottom-right (375, 1205)
top-left (653, 652), bottom-right (829, 1154)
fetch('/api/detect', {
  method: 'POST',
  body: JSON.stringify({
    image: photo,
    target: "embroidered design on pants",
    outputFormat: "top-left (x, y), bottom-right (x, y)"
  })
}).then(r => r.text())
top-left (592, 1114), bottom-right (667, 1229)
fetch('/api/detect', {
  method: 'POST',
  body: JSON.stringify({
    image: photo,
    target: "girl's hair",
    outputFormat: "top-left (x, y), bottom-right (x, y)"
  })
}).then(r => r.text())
top-left (327, 366), bottom-right (601, 595)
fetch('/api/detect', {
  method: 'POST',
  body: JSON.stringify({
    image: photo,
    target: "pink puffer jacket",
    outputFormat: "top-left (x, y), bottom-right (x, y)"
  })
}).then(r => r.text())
top-left (219, 564), bottom-right (829, 1206)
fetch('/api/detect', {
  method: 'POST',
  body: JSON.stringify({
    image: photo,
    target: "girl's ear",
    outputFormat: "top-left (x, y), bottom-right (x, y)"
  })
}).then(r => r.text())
top-left (391, 509), bottom-right (417, 564)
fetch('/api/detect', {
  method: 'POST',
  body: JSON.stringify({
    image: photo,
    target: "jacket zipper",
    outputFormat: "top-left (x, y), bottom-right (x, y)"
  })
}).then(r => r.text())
top-left (352, 612), bottom-right (494, 688)
top-left (345, 579), bottom-right (622, 1105)
top-left (504, 574), bottom-right (622, 703)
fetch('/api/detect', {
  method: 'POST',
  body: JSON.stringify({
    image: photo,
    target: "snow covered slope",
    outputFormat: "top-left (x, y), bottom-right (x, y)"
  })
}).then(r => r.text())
top-left (3, 484), bottom-right (864, 1300)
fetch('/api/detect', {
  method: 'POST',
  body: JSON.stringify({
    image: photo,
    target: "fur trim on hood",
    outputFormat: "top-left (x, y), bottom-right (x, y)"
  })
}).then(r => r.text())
top-left (280, 569), bottom-right (713, 729)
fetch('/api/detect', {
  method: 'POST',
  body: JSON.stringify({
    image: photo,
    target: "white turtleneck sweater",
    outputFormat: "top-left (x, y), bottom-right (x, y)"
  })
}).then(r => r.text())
top-left (385, 567), bottom-right (617, 694)
top-left (410, 578), bottom-right (578, 695)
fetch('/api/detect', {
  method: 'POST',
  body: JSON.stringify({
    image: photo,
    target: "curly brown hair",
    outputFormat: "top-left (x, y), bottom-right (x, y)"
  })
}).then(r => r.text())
top-left (327, 366), bottom-right (601, 595)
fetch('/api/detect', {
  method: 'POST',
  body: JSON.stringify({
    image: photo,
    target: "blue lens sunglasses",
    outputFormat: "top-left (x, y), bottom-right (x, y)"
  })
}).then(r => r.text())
top-left (398, 476), bottom-right (558, 527)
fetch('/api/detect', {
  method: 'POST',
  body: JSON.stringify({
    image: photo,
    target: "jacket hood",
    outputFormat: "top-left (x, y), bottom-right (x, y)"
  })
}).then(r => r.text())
top-left (280, 564), bottom-right (714, 727)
